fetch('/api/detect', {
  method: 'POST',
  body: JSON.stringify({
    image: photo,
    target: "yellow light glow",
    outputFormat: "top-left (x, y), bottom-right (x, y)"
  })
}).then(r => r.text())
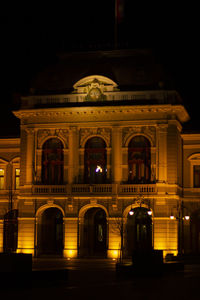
top-left (63, 249), bottom-right (77, 258)
top-left (95, 165), bottom-right (103, 173)
top-left (170, 215), bottom-right (175, 220)
top-left (107, 249), bottom-right (120, 259)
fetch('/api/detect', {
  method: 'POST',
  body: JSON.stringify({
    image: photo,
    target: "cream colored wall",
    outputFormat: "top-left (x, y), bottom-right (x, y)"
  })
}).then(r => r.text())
top-left (0, 220), bottom-right (3, 252)
top-left (154, 218), bottom-right (178, 257)
top-left (63, 217), bottom-right (78, 258)
top-left (17, 218), bottom-right (35, 255)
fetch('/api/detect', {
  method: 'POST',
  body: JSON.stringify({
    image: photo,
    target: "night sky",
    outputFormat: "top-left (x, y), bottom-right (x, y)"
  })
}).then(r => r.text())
top-left (0, 2), bottom-right (199, 136)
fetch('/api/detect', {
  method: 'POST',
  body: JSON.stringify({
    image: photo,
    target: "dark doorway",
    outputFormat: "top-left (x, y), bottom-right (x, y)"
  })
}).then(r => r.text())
top-left (3, 209), bottom-right (18, 253)
top-left (190, 210), bottom-right (200, 253)
top-left (38, 208), bottom-right (63, 255)
top-left (83, 208), bottom-right (107, 257)
top-left (126, 207), bottom-right (152, 256)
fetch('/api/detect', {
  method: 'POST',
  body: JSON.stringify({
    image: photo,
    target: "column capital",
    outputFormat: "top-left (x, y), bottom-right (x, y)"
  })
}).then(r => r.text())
top-left (25, 128), bottom-right (35, 135)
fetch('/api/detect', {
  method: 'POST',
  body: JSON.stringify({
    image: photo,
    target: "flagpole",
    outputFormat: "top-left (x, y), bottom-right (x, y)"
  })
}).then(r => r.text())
top-left (114, 0), bottom-right (118, 49)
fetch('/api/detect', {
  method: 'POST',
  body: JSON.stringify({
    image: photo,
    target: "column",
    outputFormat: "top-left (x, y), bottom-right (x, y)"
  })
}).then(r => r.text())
top-left (63, 217), bottom-right (78, 258)
top-left (112, 126), bottom-right (122, 183)
top-left (68, 127), bottom-right (78, 184)
top-left (25, 128), bottom-right (35, 185)
top-left (157, 124), bottom-right (168, 183)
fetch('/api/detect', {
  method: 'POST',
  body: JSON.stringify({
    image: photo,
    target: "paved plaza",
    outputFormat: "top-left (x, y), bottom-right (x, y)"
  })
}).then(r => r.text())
top-left (1, 258), bottom-right (200, 299)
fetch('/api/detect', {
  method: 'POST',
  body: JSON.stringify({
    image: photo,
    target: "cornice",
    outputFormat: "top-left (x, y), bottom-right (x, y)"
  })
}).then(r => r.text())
top-left (181, 133), bottom-right (200, 140)
top-left (13, 104), bottom-right (189, 123)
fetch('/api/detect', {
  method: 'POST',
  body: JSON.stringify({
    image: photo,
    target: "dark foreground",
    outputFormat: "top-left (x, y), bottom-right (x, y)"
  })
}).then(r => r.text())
top-left (1, 258), bottom-right (200, 300)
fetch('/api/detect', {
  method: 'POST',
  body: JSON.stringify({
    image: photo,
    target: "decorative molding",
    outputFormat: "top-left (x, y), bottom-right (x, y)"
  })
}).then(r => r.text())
top-left (13, 105), bottom-right (189, 123)
top-left (122, 126), bottom-right (156, 147)
top-left (37, 129), bottom-right (68, 149)
top-left (73, 75), bottom-right (118, 98)
top-left (79, 128), bottom-right (111, 147)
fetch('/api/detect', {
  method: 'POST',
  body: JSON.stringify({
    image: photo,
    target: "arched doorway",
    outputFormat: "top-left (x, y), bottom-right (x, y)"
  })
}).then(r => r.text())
top-left (82, 208), bottom-right (107, 257)
top-left (38, 207), bottom-right (63, 255)
top-left (126, 207), bottom-right (152, 256)
top-left (190, 210), bottom-right (200, 253)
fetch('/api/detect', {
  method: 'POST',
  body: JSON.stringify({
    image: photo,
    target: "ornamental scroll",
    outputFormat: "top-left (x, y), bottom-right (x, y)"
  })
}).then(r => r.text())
top-left (79, 128), bottom-right (111, 148)
top-left (122, 126), bottom-right (156, 147)
top-left (37, 129), bottom-right (69, 149)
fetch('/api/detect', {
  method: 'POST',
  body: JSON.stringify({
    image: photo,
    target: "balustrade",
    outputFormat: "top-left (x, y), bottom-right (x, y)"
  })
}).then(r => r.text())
top-left (32, 183), bottom-right (157, 195)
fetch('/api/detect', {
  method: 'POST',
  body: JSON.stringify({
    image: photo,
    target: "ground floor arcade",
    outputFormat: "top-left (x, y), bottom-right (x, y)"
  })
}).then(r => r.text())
top-left (1, 199), bottom-right (200, 259)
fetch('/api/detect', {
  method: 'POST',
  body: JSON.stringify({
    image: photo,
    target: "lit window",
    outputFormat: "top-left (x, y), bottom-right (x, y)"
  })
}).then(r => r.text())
top-left (0, 169), bottom-right (4, 190)
top-left (15, 168), bottom-right (20, 189)
top-left (194, 165), bottom-right (200, 187)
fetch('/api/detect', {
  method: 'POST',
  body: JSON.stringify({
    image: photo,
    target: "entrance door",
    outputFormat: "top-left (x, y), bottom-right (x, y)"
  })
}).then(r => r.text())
top-left (191, 210), bottom-right (200, 253)
top-left (126, 207), bottom-right (152, 256)
top-left (39, 207), bottom-right (63, 255)
top-left (83, 208), bottom-right (107, 257)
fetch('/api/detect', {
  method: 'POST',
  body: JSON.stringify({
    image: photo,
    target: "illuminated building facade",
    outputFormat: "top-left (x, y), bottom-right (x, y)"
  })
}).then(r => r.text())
top-left (1, 49), bottom-right (200, 259)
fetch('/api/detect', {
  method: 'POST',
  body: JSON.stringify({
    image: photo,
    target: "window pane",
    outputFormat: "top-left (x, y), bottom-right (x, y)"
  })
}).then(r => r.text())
top-left (194, 165), bottom-right (200, 187)
top-left (15, 168), bottom-right (20, 189)
top-left (0, 168), bottom-right (4, 190)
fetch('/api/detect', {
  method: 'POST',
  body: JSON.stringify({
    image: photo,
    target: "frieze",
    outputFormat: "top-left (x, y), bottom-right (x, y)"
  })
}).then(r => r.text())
top-left (79, 128), bottom-right (111, 147)
top-left (37, 129), bottom-right (69, 148)
top-left (122, 126), bottom-right (156, 147)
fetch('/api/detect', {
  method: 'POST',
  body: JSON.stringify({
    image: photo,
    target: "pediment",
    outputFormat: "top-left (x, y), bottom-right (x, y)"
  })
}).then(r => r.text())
top-left (73, 75), bottom-right (118, 101)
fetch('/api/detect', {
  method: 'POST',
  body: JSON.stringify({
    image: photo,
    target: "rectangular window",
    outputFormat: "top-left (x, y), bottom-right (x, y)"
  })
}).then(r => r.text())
top-left (194, 165), bottom-right (200, 187)
top-left (15, 168), bottom-right (20, 189)
top-left (0, 168), bottom-right (4, 190)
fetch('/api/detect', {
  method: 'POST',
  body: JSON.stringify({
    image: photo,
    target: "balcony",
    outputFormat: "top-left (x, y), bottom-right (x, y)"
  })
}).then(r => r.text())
top-left (32, 183), bottom-right (157, 196)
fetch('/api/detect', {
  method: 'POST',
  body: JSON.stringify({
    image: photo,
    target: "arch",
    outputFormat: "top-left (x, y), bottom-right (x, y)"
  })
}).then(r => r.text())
top-left (79, 203), bottom-right (109, 219)
top-left (10, 156), bottom-right (20, 164)
top-left (82, 134), bottom-right (109, 149)
top-left (0, 158), bottom-right (9, 164)
top-left (73, 75), bottom-right (118, 90)
top-left (123, 203), bottom-right (152, 218)
top-left (125, 133), bottom-right (154, 148)
top-left (36, 203), bottom-right (65, 218)
top-left (187, 153), bottom-right (200, 161)
top-left (40, 135), bottom-right (66, 150)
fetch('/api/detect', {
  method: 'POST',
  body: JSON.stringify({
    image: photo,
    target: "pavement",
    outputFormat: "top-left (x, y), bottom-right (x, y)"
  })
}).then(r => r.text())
top-left (1, 257), bottom-right (200, 300)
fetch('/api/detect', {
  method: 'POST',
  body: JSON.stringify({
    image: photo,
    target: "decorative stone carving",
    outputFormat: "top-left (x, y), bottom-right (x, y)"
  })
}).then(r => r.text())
top-left (37, 129), bottom-right (68, 149)
top-left (122, 126), bottom-right (156, 147)
top-left (79, 128), bottom-right (111, 147)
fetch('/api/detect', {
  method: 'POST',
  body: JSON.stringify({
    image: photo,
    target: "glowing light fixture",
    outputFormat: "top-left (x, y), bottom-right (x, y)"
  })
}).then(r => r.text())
top-left (147, 210), bottom-right (152, 216)
top-left (129, 208), bottom-right (134, 216)
top-left (95, 165), bottom-right (103, 173)
top-left (170, 215), bottom-right (175, 220)
top-left (184, 215), bottom-right (190, 220)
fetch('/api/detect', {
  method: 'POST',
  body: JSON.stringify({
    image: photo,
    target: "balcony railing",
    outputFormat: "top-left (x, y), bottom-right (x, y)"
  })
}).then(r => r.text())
top-left (33, 185), bottom-right (68, 194)
top-left (119, 184), bottom-right (156, 194)
top-left (32, 183), bottom-right (157, 195)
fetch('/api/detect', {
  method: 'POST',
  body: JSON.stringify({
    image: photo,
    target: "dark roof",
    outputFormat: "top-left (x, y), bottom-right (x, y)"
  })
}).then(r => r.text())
top-left (30, 48), bottom-right (172, 95)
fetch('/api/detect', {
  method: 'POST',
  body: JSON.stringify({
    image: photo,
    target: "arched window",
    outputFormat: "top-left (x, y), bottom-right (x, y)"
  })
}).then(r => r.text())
top-left (128, 136), bottom-right (151, 183)
top-left (42, 138), bottom-right (64, 184)
top-left (84, 137), bottom-right (107, 184)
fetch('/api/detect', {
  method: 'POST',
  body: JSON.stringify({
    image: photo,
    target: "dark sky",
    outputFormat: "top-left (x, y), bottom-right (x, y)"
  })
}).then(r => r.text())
top-left (0, 2), bottom-right (199, 136)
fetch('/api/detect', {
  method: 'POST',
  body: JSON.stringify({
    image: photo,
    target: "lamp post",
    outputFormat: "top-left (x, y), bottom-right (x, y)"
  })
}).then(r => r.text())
top-left (170, 201), bottom-right (190, 256)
